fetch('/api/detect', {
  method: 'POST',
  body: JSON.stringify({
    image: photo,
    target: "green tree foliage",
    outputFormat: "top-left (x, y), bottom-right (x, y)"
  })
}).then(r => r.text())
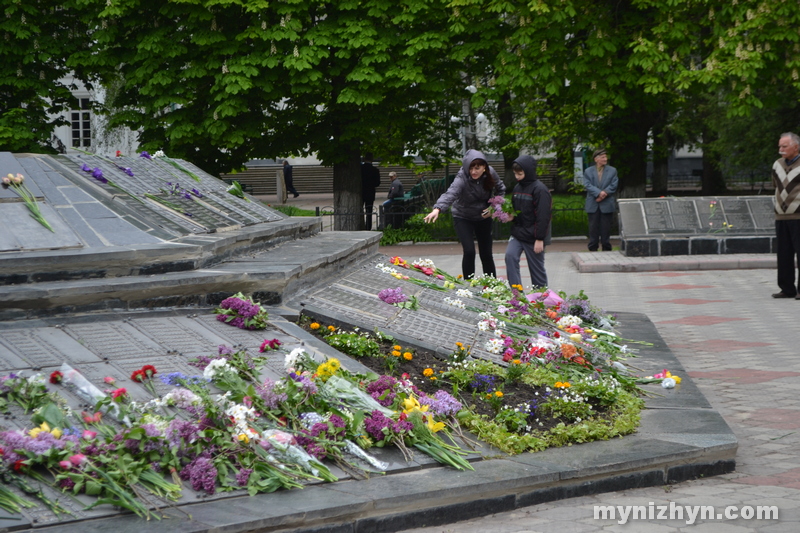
top-left (84, 0), bottom-right (463, 228)
top-left (0, 0), bottom-right (96, 152)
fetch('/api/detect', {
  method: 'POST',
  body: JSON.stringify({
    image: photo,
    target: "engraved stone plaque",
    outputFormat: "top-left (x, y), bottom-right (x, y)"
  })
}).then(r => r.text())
top-left (63, 322), bottom-right (163, 361)
top-left (0, 328), bottom-right (102, 368)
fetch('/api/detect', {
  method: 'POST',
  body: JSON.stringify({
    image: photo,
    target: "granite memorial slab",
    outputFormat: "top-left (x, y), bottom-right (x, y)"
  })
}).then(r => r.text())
top-left (619, 196), bottom-right (776, 256)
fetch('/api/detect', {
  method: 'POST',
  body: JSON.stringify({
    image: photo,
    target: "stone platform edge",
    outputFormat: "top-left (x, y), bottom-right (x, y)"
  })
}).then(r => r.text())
top-left (572, 251), bottom-right (775, 273)
top-left (7, 309), bottom-right (736, 533)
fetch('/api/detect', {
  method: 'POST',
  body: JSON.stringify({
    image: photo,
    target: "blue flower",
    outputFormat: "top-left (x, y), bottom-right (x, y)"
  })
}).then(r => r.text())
top-left (140, 151), bottom-right (152, 160)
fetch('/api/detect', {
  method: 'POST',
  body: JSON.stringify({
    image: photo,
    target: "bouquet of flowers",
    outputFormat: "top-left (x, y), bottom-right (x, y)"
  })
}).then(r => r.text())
top-left (487, 195), bottom-right (517, 223)
top-left (2, 173), bottom-right (53, 232)
top-left (215, 292), bottom-right (270, 329)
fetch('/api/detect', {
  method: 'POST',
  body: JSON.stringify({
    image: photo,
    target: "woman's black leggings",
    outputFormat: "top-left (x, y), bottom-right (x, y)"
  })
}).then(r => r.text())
top-left (453, 216), bottom-right (496, 280)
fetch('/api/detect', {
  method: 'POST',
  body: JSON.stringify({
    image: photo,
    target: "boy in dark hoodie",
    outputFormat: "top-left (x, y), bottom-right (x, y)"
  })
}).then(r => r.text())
top-left (504, 155), bottom-right (552, 289)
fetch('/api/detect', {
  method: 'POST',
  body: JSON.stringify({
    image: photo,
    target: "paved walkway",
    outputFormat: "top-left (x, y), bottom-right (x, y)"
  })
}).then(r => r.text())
top-left (381, 246), bottom-right (799, 532)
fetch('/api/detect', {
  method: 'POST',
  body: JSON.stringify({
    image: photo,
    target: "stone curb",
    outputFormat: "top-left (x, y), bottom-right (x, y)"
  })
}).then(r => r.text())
top-left (572, 251), bottom-right (775, 273)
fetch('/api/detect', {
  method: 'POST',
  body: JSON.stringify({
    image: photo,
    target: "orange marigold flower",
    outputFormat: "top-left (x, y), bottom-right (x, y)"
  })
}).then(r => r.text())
top-left (423, 368), bottom-right (434, 377)
top-left (495, 391), bottom-right (503, 397)
top-left (391, 350), bottom-right (401, 357)
top-left (310, 322), bottom-right (321, 330)
top-left (327, 325), bottom-right (336, 332)
top-left (403, 352), bottom-right (413, 360)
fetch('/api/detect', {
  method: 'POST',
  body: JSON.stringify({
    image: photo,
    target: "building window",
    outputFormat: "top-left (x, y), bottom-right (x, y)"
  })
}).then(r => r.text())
top-left (71, 98), bottom-right (91, 148)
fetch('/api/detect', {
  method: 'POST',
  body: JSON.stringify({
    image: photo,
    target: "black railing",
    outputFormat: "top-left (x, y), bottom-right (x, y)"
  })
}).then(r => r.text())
top-left (314, 201), bottom-right (601, 239)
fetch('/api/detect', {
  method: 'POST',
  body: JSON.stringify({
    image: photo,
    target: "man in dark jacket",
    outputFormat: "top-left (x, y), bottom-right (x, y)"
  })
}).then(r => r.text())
top-left (283, 160), bottom-right (299, 198)
top-left (361, 153), bottom-right (381, 230)
top-left (504, 155), bottom-right (552, 289)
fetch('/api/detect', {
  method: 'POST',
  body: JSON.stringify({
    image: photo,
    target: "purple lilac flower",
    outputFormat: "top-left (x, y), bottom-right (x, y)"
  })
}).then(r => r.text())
top-left (366, 376), bottom-right (398, 407)
top-left (419, 390), bottom-right (462, 417)
top-left (218, 345), bottom-right (234, 355)
top-left (180, 456), bottom-right (217, 494)
top-left (364, 410), bottom-right (393, 441)
top-left (289, 373), bottom-right (317, 394)
top-left (166, 419), bottom-right (199, 448)
top-left (378, 287), bottom-right (408, 305)
top-left (235, 467), bottom-right (253, 486)
top-left (488, 195), bottom-right (505, 207)
top-left (218, 296), bottom-right (260, 318)
top-left (151, 462), bottom-right (162, 473)
top-left (257, 379), bottom-right (287, 409)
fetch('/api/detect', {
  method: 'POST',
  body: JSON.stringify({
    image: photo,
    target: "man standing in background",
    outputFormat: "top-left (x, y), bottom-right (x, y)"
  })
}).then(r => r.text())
top-left (583, 148), bottom-right (618, 251)
top-left (771, 132), bottom-right (800, 299)
top-left (283, 160), bottom-right (299, 198)
top-left (361, 153), bottom-right (381, 230)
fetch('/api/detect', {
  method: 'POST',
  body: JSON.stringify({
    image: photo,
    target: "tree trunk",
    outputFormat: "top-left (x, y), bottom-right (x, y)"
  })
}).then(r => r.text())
top-left (607, 102), bottom-right (656, 199)
top-left (700, 126), bottom-right (727, 195)
top-left (651, 111), bottom-right (669, 196)
top-left (333, 147), bottom-right (363, 230)
top-left (497, 91), bottom-right (518, 191)
top-left (553, 135), bottom-right (574, 194)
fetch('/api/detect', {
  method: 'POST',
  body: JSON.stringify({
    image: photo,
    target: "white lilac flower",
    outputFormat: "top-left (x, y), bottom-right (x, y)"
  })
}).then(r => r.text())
top-left (203, 358), bottom-right (233, 380)
top-left (485, 338), bottom-right (504, 354)
top-left (284, 347), bottom-right (305, 371)
top-left (478, 320), bottom-right (491, 332)
top-left (153, 150), bottom-right (166, 158)
top-left (456, 289), bottom-right (472, 298)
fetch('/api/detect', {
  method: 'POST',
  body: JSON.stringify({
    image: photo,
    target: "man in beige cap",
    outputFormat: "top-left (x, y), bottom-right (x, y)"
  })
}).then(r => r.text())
top-left (583, 148), bottom-right (618, 251)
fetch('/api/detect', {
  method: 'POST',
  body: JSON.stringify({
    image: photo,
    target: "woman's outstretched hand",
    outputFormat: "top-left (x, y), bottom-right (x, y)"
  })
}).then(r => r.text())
top-left (423, 208), bottom-right (440, 223)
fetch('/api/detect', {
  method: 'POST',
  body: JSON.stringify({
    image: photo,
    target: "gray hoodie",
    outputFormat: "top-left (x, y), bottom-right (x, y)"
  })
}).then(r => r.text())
top-left (433, 150), bottom-right (506, 221)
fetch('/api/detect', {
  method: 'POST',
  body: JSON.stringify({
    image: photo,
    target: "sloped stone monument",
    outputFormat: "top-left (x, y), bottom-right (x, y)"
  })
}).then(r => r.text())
top-left (618, 196), bottom-right (775, 257)
top-left (0, 151), bottom-right (379, 317)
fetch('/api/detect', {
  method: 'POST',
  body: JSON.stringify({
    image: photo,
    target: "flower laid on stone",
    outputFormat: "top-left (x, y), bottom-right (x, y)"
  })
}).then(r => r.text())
top-left (215, 292), bottom-right (269, 330)
top-left (131, 365), bottom-right (159, 396)
top-left (2, 173), bottom-right (54, 232)
top-left (260, 338), bottom-right (282, 352)
top-left (378, 287), bottom-right (419, 310)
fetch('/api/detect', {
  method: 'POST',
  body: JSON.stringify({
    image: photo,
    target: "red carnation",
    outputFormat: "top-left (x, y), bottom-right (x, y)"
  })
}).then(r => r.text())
top-left (49, 371), bottom-right (63, 384)
top-left (141, 365), bottom-right (157, 378)
top-left (111, 388), bottom-right (128, 401)
top-left (131, 369), bottom-right (145, 382)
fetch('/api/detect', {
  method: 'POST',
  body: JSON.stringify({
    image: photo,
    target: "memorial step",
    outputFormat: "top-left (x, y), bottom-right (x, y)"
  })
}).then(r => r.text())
top-left (0, 231), bottom-right (380, 320)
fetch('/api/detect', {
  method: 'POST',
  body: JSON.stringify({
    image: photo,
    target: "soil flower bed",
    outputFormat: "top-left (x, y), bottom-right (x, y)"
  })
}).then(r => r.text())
top-left (298, 256), bottom-right (653, 455)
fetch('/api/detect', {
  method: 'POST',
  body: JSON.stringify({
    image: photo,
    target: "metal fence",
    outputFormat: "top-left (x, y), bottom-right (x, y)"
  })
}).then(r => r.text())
top-left (314, 200), bottom-right (598, 238)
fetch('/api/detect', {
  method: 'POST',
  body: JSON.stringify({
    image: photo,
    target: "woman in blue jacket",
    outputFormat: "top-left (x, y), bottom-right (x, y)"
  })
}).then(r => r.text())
top-left (423, 150), bottom-right (506, 280)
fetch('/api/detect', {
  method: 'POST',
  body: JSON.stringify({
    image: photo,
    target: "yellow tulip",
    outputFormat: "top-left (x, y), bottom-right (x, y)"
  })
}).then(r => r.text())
top-left (570, 333), bottom-right (582, 342)
top-left (426, 417), bottom-right (445, 433)
top-left (51, 428), bottom-right (63, 438)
